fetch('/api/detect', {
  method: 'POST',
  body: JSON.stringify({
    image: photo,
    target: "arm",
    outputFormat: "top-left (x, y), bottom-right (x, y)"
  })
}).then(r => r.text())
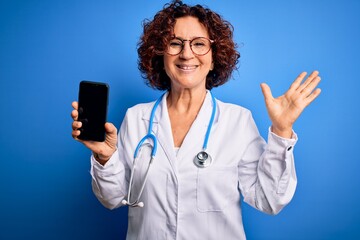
top-left (238, 113), bottom-right (297, 215)
top-left (71, 101), bottom-right (128, 209)
top-left (90, 149), bottom-right (129, 210)
top-left (90, 113), bottom-right (131, 210)
top-left (239, 71), bottom-right (320, 214)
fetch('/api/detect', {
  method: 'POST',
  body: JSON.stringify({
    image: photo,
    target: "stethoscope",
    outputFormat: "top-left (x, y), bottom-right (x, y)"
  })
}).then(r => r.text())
top-left (121, 92), bottom-right (216, 208)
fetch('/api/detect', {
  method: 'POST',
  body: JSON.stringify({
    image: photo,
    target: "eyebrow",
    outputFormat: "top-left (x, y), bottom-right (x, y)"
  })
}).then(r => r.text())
top-left (173, 35), bottom-right (208, 40)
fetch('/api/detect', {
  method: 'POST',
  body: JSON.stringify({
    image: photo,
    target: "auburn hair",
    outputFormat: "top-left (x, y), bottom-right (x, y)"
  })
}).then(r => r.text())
top-left (137, 0), bottom-right (240, 90)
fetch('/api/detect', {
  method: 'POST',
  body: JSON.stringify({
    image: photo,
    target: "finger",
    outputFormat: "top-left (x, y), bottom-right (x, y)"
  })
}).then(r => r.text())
top-left (305, 88), bottom-right (322, 105)
top-left (289, 72), bottom-right (307, 92)
top-left (105, 122), bottom-right (116, 133)
top-left (72, 101), bottom-right (78, 110)
top-left (71, 109), bottom-right (79, 120)
top-left (72, 129), bottom-right (81, 140)
top-left (105, 123), bottom-right (118, 140)
top-left (72, 121), bottom-right (82, 130)
top-left (297, 70), bottom-right (319, 92)
top-left (301, 76), bottom-right (321, 97)
top-left (260, 83), bottom-right (274, 103)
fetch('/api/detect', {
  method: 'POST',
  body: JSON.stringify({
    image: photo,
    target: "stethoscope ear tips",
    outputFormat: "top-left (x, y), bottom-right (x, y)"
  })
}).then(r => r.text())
top-left (121, 199), bottom-right (144, 207)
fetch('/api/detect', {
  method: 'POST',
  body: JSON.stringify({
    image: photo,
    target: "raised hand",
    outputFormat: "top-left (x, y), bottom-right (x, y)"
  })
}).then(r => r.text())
top-left (260, 71), bottom-right (322, 138)
top-left (71, 101), bottom-right (118, 165)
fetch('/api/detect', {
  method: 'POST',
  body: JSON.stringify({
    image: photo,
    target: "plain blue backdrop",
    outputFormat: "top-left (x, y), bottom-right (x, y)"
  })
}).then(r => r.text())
top-left (1, 0), bottom-right (359, 239)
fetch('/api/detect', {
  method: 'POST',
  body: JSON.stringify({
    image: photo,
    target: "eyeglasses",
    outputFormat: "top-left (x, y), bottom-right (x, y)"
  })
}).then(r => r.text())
top-left (166, 37), bottom-right (214, 56)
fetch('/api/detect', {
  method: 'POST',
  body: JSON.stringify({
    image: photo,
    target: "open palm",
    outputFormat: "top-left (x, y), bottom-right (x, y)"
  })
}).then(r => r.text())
top-left (261, 71), bottom-right (322, 138)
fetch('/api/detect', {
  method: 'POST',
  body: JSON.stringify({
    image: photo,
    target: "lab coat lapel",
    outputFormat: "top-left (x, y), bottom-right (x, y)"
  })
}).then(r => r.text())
top-left (142, 92), bottom-right (179, 180)
top-left (176, 92), bottom-right (214, 163)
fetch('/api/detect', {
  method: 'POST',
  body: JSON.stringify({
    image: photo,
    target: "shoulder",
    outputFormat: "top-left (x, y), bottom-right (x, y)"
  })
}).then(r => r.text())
top-left (119, 100), bottom-right (155, 133)
top-left (125, 101), bottom-right (154, 120)
top-left (216, 98), bottom-right (252, 120)
top-left (214, 99), bottom-right (259, 137)
top-left (127, 101), bottom-right (154, 113)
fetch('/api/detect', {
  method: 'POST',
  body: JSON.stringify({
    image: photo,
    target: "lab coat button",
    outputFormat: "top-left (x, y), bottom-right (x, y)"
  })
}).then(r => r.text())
top-left (287, 146), bottom-right (293, 151)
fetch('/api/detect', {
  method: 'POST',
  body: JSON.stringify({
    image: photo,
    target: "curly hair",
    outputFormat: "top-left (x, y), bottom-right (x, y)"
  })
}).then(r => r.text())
top-left (137, 0), bottom-right (240, 90)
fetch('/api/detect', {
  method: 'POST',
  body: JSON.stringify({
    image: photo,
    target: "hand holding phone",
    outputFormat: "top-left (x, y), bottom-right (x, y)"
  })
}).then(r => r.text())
top-left (77, 81), bottom-right (109, 142)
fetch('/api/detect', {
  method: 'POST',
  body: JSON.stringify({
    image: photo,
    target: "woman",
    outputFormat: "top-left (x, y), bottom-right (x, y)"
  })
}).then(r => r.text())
top-left (71, 1), bottom-right (321, 239)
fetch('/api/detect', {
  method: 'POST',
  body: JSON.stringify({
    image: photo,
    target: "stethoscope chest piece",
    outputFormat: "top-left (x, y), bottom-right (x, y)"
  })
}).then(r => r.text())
top-left (194, 151), bottom-right (213, 168)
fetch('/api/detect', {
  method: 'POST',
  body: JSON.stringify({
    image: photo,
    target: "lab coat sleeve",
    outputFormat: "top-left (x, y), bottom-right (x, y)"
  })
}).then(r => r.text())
top-left (90, 113), bottom-right (130, 210)
top-left (238, 112), bottom-right (298, 215)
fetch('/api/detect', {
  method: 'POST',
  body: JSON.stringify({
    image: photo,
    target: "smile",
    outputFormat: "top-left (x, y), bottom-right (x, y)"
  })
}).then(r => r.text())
top-left (176, 64), bottom-right (198, 71)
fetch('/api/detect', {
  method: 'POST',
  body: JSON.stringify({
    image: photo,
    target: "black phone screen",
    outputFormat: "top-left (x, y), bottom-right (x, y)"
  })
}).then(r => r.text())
top-left (77, 81), bottom-right (109, 142)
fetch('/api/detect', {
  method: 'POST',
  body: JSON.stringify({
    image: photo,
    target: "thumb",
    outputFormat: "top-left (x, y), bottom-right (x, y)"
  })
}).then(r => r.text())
top-left (260, 83), bottom-right (273, 102)
top-left (105, 122), bottom-right (117, 136)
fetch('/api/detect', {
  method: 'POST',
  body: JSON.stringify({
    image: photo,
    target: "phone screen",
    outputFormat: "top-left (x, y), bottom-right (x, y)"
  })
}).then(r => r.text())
top-left (77, 81), bottom-right (109, 142)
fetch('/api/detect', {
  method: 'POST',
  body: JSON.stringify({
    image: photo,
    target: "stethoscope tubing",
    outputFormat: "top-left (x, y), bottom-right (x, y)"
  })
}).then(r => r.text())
top-left (123, 91), bottom-right (216, 207)
top-left (133, 93), bottom-right (164, 159)
top-left (123, 94), bottom-right (164, 207)
top-left (203, 93), bottom-right (216, 150)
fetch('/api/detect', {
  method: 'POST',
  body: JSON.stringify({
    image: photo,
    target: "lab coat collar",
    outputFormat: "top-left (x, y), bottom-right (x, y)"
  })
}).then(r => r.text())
top-left (141, 92), bottom-right (167, 123)
top-left (141, 91), bottom-right (218, 173)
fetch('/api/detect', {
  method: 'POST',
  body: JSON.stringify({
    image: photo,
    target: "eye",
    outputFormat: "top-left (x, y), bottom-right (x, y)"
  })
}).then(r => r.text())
top-left (193, 42), bottom-right (205, 47)
top-left (169, 40), bottom-right (182, 47)
top-left (192, 39), bottom-right (207, 47)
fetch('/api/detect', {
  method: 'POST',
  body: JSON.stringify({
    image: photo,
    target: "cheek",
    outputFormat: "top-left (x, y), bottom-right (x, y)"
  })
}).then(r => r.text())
top-left (201, 54), bottom-right (213, 68)
top-left (201, 58), bottom-right (213, 72)
top-left (163, 59), bottom-right (170, 77)
top-left (163, 55), bottom-right (174, 73)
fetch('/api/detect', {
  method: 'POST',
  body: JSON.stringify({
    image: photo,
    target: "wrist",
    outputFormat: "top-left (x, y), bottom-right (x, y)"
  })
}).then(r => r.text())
top-left (271, 126), bottom-right (293, 139)
top-left (93, 152), bottom-right (111, 165)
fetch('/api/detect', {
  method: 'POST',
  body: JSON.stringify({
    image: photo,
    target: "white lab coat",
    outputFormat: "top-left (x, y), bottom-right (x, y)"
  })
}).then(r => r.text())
top-left (90, 91), bottom-right (298, 240)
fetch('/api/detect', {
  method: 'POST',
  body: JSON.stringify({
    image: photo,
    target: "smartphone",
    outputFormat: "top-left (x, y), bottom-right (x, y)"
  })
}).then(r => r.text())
top-left (77, 81), bottom-right (109, 142)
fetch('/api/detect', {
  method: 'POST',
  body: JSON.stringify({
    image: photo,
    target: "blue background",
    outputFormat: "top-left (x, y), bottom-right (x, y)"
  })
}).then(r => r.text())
top-left (1, 0), bottom-right (359, 239)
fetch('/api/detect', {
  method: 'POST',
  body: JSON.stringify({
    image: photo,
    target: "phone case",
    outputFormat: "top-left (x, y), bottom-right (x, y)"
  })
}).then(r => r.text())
top-left (77, 81), bottom-right (109, 142)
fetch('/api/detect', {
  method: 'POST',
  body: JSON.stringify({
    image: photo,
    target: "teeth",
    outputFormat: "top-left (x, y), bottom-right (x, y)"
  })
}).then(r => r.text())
top-left (178, 65), bottom-right (196, 70)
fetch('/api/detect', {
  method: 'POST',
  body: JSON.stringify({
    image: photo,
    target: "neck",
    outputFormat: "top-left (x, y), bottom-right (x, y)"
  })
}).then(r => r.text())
top-left (166, 88), bottom-right (208, 148)
top-left (167, 88), bottom-right (207, 114)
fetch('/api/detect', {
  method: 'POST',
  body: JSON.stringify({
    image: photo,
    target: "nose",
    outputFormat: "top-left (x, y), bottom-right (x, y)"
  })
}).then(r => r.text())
top-left (179, 40), bottom-right (194, 59)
